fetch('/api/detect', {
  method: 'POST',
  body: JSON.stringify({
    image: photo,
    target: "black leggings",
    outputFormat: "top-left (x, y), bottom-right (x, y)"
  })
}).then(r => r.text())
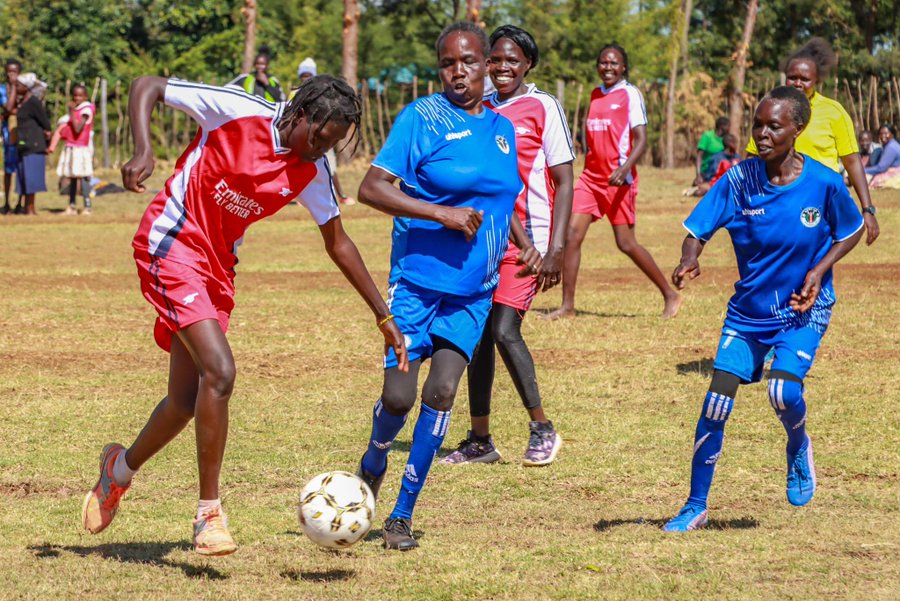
top-left (69, 177), bottom-right (91, 208)
top-left (380, 338), bottom-right (469, 415)
top-left (467, 303), bottom-right (541, 418)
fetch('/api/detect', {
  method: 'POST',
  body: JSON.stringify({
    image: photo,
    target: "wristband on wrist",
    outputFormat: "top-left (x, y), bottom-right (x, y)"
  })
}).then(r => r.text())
top-left (377, 314), bottom-right (394, 327)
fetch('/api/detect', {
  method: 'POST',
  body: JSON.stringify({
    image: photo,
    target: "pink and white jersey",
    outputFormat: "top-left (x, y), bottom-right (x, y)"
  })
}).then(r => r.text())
top-left (582, 80), bottom-right (647, 185)
top-left (484, 84), bottom-right (574, 255)
top-left (133, 79), bottom-right (339, 285)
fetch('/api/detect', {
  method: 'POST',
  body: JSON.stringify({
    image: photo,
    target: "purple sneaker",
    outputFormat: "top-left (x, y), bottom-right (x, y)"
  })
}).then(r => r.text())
top-left (440, 431), bottom-right (502, 465)
top-left (522, 421), bottom-right (562, 466)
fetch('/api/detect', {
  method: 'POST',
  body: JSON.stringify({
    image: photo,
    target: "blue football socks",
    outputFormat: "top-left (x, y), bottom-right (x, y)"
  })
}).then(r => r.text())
top-left (687, 390), bottom-right (734, 509)
top-left (390, 403), bottom-right (451, 520)
top-left (361, 398), bottom-right (408, 477)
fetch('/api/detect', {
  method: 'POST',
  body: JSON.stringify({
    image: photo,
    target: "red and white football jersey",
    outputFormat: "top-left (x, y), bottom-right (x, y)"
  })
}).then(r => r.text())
top-left (484, 84), bottom-right (574, 255)
top-left (132, 79), bottom-right (339, 285)
top-left (582, 80), bottom-right (647, 185)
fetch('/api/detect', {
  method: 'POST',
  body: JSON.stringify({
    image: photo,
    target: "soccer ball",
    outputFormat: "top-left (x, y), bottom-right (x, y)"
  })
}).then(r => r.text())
top-left (298, 471), bottom-right (375, 549)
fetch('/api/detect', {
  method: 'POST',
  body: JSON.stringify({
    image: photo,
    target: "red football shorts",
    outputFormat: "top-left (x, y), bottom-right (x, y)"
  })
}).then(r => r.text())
top-left (493, 246), bottom-right (539, 312)
top-left (572, 176), bottom-right (637, 225)
top-left (134, 251), bottom-right (234, 352)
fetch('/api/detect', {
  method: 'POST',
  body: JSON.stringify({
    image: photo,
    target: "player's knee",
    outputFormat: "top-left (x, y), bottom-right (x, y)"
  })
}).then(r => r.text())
top-left (492, 318), bottom-right (522, 349)
top-left (767, 375), bottom-right (804, 413)
top-left (614, 234), bottom-right (637, 254)
top-left (380, 389), bottom-right (416, 416)
top-left (201, 359), bottom-right (236, 399)
top-left (422, 378), bottom-right (458, 412)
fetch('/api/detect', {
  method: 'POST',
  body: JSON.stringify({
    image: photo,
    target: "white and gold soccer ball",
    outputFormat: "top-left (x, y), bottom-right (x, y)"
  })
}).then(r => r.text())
top-left (298, 471), bottom-right (375, 549)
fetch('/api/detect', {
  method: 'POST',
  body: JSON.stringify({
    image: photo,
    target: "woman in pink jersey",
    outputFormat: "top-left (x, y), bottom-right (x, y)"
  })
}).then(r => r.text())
top-left (545, 44), bottom-right (682, 320)
top-left (80, 74), bottom-right (407, 556)
top-left (442, 25), bottom-right (573, 466)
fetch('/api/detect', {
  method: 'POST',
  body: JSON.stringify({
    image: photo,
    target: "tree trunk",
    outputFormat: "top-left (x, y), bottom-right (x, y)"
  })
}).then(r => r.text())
top-left (466, 0), bottom-right (483, 22)
top-left (340, 0), bottom-right (360, 164)
top-left (665, 0), bottom-right (692, 169)
top-left (728, 0), bottom-right (757, 142)
top-left (241, 0), bottom-right (257, 74)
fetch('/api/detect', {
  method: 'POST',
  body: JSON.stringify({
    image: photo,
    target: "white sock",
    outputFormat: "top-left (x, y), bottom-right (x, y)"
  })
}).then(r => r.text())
top-left (196, 498), bottom-right (222, 520)
top-left (112, 451), bottom-right (136, 486)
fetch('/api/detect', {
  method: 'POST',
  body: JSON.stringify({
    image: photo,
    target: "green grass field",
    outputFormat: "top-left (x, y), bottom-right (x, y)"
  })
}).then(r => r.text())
top-left (0, 163), bottom-right (897, 600)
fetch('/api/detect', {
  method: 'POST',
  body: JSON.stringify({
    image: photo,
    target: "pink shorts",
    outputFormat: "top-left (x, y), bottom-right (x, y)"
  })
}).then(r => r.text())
top-left (134, 251), bottom-right (233, 352)
top-left (493, 250), bottom-right (539, 312)
top-left (572, 177), bottom-right (637, 225)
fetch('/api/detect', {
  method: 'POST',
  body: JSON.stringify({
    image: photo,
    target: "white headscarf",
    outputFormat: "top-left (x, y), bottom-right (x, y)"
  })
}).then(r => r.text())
top-left (297, 57), bottom-right (317, 78)
top-left (18, 72), bottom-right (47, 99)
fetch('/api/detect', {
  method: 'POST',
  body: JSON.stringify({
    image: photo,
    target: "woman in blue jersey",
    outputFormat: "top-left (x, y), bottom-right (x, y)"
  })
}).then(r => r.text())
top-left (663, 87), bottom-right (864, 532)
top-left (354, 21), bottom-right (522, 551)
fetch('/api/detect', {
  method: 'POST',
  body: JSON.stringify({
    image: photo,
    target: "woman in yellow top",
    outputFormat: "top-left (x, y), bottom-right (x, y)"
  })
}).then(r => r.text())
top-left (747, 38), bottom-right (879, 244)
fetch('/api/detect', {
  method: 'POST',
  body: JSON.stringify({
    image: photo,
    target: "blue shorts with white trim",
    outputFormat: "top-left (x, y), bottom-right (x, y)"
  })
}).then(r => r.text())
top-left (713, 321), bottom-right (829, 383)
top-left (383, 278), bottom-right (493, 369)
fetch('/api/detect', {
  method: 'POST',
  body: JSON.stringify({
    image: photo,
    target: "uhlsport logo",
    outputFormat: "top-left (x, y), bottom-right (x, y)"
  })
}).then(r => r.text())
top-left (495, 135), bottom-right (510, 154)
top-left (800, 207), bottom-right (821, 228)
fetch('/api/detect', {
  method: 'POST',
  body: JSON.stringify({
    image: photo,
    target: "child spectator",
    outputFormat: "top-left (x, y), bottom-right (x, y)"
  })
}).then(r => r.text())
top-left (48, 84), bottom-right (94, 215)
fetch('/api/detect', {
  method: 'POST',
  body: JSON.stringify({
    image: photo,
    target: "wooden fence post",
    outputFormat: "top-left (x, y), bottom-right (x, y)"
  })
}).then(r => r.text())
top-left (101, 78), bottom-right (110, 168)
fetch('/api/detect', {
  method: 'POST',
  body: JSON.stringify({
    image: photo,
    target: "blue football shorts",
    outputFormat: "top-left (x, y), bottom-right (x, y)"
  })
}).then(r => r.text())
top-left (383, 278), bottom-right (493, 369)
top-left (713, 321), bottom-right (830, 383)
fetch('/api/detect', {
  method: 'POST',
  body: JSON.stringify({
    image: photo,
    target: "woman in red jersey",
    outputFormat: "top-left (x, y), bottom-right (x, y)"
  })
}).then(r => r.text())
top-left (544, 44), bottom-right (682, 320)
top-left (80, 74), bottom-right (406, 556)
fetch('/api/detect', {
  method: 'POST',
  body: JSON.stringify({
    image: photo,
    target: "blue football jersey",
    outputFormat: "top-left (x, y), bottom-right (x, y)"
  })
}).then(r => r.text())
top-left (373, 93), bottom-right (521, 296)
top-left (683, 156), bottom-right (863, 332)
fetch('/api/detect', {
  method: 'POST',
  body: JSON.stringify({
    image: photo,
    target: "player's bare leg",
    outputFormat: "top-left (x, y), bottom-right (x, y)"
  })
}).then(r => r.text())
top-left (542, 213), bottom-right (592, 320)
top-left (611, 223), bottom-right (682, 319)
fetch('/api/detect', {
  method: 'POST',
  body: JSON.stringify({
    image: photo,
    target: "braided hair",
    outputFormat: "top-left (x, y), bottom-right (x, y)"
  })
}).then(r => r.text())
top-left (278, 75), bottom-right (362, 153)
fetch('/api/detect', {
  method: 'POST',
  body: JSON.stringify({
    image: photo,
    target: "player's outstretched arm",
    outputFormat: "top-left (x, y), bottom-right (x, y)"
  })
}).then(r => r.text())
top-left (841, 153), bottom-right (879, 245)
top-left (789, 226), bottom-right (864, 313)
top-left (318, 215), bottom-right (409, 372)
top-left (358, 167), bottom-right (484, 241)
top-left (672, 235), bottom-right (704, 289)
top-left (121, 76), bottom-right (168, 193)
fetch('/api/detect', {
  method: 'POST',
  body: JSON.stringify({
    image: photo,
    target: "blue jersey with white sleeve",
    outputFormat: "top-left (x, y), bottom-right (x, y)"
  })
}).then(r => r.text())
top-left (683, 156), bottom-right (863, 333)
top-left (373, 93), bottom-right (521, 297)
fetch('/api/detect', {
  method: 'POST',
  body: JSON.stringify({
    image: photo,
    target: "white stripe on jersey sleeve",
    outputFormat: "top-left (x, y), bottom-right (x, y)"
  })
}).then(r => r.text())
top-left (164, 79), bottom-right (275, 133)
top-left (624, 83), bottom-right (648, 129)
top-left (535, 91), bottom-right (576, 167)
top-left (295, 157), bottom-right (341, 226)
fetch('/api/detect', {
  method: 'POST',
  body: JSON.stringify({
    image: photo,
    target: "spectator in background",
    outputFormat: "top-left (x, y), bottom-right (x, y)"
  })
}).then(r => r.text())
top-left (1, 59), bottom-right (21, 214)
top-left (229, 46), bottom-right (285, 102)
top-left (297, 57), bottom-right (355, 205)
top-left (48, 84), bottom-right (95, 215)
top-left (857, 130), bottom-right (881, 169)
top-left (11, 73), bottom-right (50, 215)
top-left (694, 116), bottom-right (729, 187)
top-left (685, 133), bottom-right (741, 197)
top-left (866, 123), bottom-right (900, 189)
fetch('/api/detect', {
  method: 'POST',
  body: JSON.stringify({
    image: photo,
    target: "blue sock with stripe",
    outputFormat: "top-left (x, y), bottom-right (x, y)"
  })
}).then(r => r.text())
top-left (361, 399), bottom-right (408, 477)
top-left (390, 403), bottom-right (450, 520)
top-left (768, 378), bottom-right (807, 456)
top-left (687, 391), bottom-right (734, 509)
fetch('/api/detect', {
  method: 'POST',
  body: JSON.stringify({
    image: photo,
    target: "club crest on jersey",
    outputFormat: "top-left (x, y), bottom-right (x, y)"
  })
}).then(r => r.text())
top-left (495, 135), bottom-right (510, 154)
top-left (800, 207), bottom-right (821, 228)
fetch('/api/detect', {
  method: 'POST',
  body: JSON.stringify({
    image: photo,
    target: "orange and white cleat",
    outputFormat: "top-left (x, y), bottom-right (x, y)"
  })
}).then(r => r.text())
top-left (193, 509), bottom-right (237, 556)
top-left (82, 443), bottom-right (131, 534)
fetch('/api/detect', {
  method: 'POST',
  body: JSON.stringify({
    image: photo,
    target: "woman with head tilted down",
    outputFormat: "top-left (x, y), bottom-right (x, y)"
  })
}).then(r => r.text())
top-left (354, 22), bottom-right (522, 551)
top-left (746, 38), bottom-right (879, 245)
top-left (80, 75), bottom-right (406, 555)
top-left (440, 25), bottom-right (573, 467)
top-left (663, 87), bottom-right (864, 532)
top-left (544, 43), bottom-right (682, 321)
